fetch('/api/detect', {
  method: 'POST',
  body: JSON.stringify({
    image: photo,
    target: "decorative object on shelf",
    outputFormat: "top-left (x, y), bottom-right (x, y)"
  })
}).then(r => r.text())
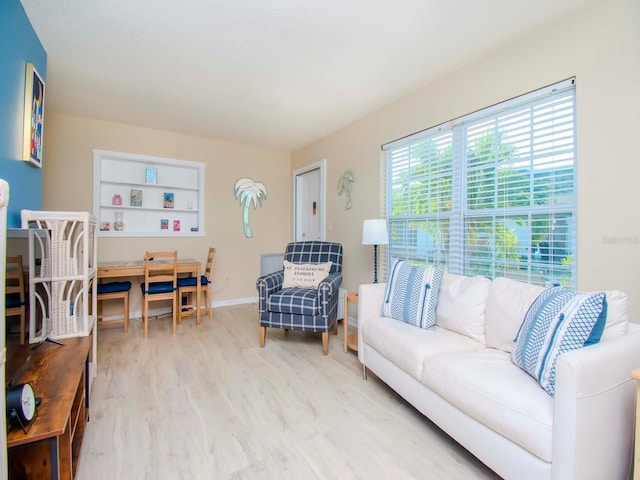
top-left (234, 177), bottom-right (267, 238)
top-left (100, 222), bottom-right (110, 231)
top-left (111, 193), bottom-right (122, 206)
top-left (173, 220), bottom-right (180, 232)
top-left (6, 382), bottom-right (37, 433)
top-left (160, 219), bottom-right (169, 230)
top-left (163, 192), bottom-right (174, 208)
top-left (145, 166), bottom-right (157, 184)
top-left (337, 169), bottom-right (355, 210)
top-left (362, 218), bottom-right (389, 283)
top-left (130, 189), bottom-right (142, 207)
top-left (114, 211), bottom-right (124, 231)
top-left (23, 62), bottom-right (45, 168)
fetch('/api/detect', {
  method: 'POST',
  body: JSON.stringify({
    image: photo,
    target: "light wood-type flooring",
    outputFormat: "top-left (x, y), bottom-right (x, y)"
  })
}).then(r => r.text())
top-left (76, 303), bottom-right (501, 480)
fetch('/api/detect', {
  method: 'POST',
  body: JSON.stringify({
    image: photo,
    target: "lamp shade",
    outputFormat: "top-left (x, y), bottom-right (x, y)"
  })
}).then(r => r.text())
top-left (362, 219), bottom-right (389, 245)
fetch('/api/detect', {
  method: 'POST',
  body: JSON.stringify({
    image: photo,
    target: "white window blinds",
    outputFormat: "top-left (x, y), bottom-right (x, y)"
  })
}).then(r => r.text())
top-left (383, 79), bottom-right (576, 287)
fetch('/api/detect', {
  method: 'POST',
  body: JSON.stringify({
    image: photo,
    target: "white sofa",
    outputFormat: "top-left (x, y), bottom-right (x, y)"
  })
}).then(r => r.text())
top-left (357, 274), bottom-right (640, 480)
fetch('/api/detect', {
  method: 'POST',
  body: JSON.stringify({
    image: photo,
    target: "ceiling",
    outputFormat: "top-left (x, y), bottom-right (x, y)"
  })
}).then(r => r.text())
top-left (20, 0), bottom-right (596, 151)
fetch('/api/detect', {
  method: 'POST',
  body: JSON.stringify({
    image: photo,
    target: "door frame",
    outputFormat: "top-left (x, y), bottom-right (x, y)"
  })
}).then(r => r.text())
top-left (292, 159), bottom-right (326, 241)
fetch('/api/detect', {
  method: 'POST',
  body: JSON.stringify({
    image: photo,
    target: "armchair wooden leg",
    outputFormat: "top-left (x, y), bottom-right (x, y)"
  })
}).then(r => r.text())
top-left (322, 331), bottom-right (329, 355)
top-left (259, 326), bottom-right (266, 348)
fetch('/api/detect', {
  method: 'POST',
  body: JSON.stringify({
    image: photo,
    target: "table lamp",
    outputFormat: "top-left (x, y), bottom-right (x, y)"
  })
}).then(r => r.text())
top-left (362, 219), bottom-right (389, 283)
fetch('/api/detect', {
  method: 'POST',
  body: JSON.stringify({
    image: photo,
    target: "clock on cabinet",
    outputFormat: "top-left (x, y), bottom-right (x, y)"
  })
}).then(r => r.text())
top-left (6, 383), bottom-right (37, 432)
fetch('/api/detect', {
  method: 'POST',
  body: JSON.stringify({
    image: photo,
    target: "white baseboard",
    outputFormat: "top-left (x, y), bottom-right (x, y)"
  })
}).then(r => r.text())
top-left (99, 297), bottom-right (258, 322)
top-left (212, 296), bottom-right (257, 307)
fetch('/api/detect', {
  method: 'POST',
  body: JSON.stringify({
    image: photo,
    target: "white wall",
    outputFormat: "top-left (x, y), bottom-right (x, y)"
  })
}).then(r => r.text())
top-left (292, 0), bottom-right (640, 319)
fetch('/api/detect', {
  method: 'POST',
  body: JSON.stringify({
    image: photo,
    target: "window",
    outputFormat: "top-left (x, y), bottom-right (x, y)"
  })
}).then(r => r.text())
top-left (383, 79), bottom-right (576, 287)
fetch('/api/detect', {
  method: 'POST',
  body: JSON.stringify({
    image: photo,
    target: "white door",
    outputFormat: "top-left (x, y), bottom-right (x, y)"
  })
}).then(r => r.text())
top-left (293, 160), bottom-right (326, 242)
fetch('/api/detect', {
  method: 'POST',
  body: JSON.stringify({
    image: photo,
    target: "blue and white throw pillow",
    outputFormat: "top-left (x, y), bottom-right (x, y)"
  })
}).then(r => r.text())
top-left (511, 286), bottom-right (608, 396)
top-left (381, 259), bottom-right (445, 329)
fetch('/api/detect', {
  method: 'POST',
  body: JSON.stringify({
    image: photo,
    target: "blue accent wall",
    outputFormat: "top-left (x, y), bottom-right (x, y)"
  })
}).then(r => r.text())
top-left (0, 0), bottom-right (46, 227)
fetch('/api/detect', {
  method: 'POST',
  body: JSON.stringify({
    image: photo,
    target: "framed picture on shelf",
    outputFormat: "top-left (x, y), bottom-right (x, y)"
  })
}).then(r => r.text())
top-left (130, 189), bottom-right (142, 207)
top-left (163, 192), bottom-right (174, 208)
top-left (173, 220), bottom-right (181, 232)
top-left (146, 167), bottom-right (157, 184)
top-left (160, 219), bottom-right (169, 230)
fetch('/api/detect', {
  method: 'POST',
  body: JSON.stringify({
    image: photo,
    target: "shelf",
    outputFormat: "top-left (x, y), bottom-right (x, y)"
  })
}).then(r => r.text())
top-left (93, 149), bottom-right (205, 238)
top-left (100, 179), bottom-right (198, 191)
top-left (100, 204), bottom-right (199, 213)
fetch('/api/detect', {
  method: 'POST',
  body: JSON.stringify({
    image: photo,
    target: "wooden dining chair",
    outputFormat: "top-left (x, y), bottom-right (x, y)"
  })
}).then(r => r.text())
top-left (97, 281), bottom-right (132, 332)
top-left (178, 247), bottom-right (215, 321)
top-left (140, 251), bottom-right (178, 338)
top-left (6, 255), bottom-right (27, 344)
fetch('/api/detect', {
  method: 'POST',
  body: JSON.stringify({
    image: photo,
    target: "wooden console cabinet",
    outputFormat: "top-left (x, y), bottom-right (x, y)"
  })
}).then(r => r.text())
top-left (6, 336), bottom-right (92, 479)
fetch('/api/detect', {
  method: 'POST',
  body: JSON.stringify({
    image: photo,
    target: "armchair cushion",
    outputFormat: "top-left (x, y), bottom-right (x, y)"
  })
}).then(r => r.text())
top-left (267, 288), bottom-right (321, 315)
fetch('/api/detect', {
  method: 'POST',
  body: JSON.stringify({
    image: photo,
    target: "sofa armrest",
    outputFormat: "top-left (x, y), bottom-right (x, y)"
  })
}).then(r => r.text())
top-left (256, 271), bottom-right (284, 313)
top-left (357, 283), bottom-right (387, 364)
top-left (553, 325), bottom-right (640, 480)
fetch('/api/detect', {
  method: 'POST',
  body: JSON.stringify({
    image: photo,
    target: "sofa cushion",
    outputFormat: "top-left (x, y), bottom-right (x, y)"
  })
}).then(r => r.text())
top-left (282, 260), bottom-right (332, 288)
top-left (362, 317), bottom-right (484, 380)
top-left (511, 286), bottom-right (607, 396)
top-left (381, 259), bottom-right (445, 329)
top-left (435, 273), bottom-right (491, 344)
top-left (421, 349), bottom-right (554, 463)
top-left (599, 289), bottom-right (629, 341)
top-left (485, 277), bottom-right (544, 353)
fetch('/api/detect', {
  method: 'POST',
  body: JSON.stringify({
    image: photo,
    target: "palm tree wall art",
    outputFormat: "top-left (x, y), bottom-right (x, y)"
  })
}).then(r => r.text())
top-left (337, 169), bottom-right (355, 210)
top-left (234, 177), bottom-right (267, 238)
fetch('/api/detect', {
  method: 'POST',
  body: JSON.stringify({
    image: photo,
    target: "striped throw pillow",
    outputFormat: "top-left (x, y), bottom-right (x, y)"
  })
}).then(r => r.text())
top-left (511, 286), bottom-right (607, 396)
top-left (381, 259), bottom-right (445, 329)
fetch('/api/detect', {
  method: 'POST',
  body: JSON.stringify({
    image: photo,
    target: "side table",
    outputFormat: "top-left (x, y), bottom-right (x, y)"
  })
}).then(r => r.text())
top-left (344, 291), bottom-right (358, 353)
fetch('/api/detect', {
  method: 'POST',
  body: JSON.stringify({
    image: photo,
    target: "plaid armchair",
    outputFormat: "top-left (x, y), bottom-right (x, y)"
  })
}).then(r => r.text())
top-left (256, 241), bottom-right (343, 355)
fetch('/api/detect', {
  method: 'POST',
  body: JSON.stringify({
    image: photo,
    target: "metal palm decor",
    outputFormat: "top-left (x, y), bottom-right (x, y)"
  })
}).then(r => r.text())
top-left (337, 169), bottom-right (355, 210)
top-left (234, 177), bottom-right (267, 238)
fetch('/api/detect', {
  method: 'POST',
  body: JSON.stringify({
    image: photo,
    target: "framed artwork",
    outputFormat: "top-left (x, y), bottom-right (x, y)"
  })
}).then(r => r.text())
top-left (146, 167), bottom-right (157, 184)
top-left (163, 192), bottom-right (174, 208)
top-left (130, 189), bottom-right (142, 207)
top-left (23, 63), bottom-right (45, 168)
top-left (160, 219), bottom-right (169, 230)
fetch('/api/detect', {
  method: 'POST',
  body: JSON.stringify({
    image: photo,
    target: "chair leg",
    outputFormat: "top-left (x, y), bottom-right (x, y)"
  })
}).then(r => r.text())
top-left (172, 295), bottom-right (177, 334)
top-left (143, 298), bottom-right (148, 338)
top-left (259, 326), bottom-right (266, 347)
top-left (123, 292), bottom-right (130, 333)
top-left (322, 331), bottom-right (329, 355)
top-left (205, 290), bottom-right (213, 318)
top-left (20, 306), bottom-right (26, 345)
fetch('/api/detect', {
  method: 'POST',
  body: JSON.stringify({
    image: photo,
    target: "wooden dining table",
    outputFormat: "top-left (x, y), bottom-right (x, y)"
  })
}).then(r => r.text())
top-left (97, 258), bottom-right (203, 324)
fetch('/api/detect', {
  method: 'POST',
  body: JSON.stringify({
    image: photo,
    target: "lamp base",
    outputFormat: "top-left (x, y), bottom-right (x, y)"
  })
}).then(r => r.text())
top-left (373, 244), bottom-right (379, 284)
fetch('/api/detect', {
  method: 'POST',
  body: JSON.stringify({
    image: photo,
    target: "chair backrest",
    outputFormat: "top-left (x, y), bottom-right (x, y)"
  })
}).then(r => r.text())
top-left (204, 247), bottom-right (216, 281)
top-left (144, 251), bottom-right (177, 289)
top-left (6, 255), bottom-right (26, 305)
top-left (284, 241), bottom-right (343, 274)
